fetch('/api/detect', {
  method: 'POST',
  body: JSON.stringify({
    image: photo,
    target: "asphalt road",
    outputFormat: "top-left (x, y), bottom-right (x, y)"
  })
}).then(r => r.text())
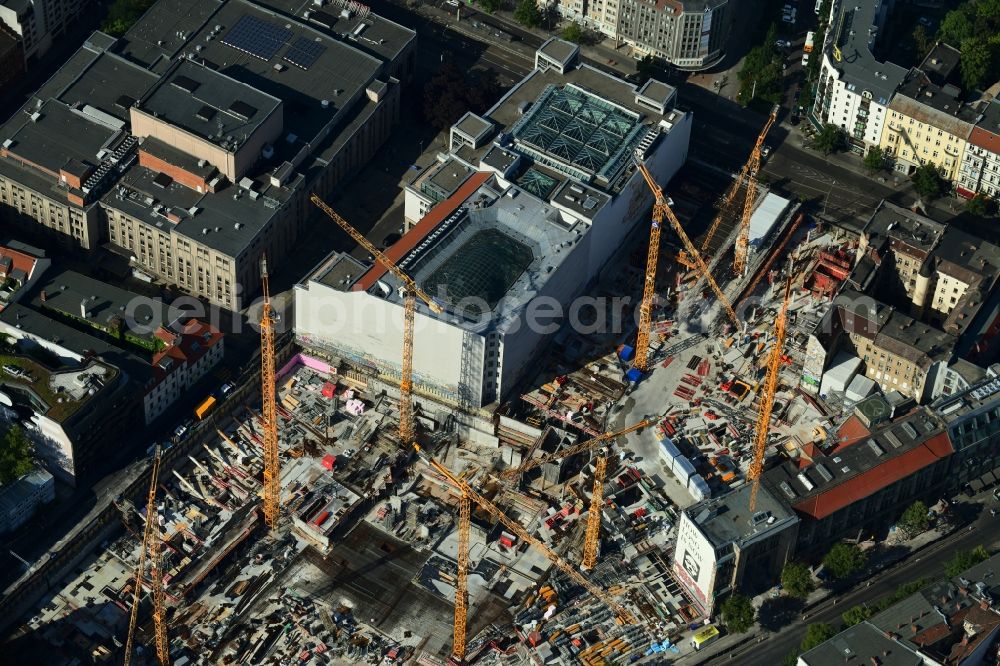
top-left (705, 503), bottom-right (1000, 665)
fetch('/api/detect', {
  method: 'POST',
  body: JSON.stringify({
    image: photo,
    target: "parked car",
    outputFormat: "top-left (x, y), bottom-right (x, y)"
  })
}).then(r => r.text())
top-left (761, 145), bottom-right (772, 159)
top-left (918, 16), bottom-right (932, 26)
top-left (174, 423), bottom-right (191, 441)
top-left (775, 39), bottom-right (792, 49)
top-left (219, 382), bottom-right (235, 400)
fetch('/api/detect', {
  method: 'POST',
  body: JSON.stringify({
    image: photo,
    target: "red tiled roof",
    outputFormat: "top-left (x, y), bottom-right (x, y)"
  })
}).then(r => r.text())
top-left (969, 125), bottom-right (1000, 154)
top-left (151, 319), bottom-right (223, 382)
top-left (833, 415), bottom-right (872, 453)
top-left (354, 171), bottom-right (492, 292)
top-left (0, 246), bottom-right (38, 278)
top-left (793, 432), bottom-right (953, 519)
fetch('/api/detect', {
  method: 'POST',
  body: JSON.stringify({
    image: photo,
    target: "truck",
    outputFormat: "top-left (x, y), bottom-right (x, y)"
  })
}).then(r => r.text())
top-left (194, 395), bottom-right (217, 420)
top-left (804, 31), bottom-right (815, 53)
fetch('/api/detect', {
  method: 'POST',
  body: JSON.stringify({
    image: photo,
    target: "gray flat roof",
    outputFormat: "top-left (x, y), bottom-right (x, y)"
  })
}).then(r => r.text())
top-left (116, 0), bottom-right (227, 69)
top-left (138, 59), bottom-right (281, 149)
top-left (103, 161), bottom-right (290, 258)
top-left (825, 0), bottom-right (907, 105)
top-left (310, 252), bottom-right (367, 292)
top-left (56, 52), bottom-right (159, 123)
top-left (28, 268), bottom-right (182, 337)
top-left (302, 6), bottom-right (415, 66)
top-left (454, 112), bottom-right (493, 141)
top-left (3, 100), bottom-right (118, 175)
top-left (800, 622), bottom-right (922, 666)
top-left (538, 38), bottom-right (578, 66)
top-left (864, 201), bottom-right (945, 256)
top-left (0, 303), bottom-right (150, 385)
top-left (684, 484), bottom-right (796, 549)
top-left (637, 79), bottom-right (675, 106)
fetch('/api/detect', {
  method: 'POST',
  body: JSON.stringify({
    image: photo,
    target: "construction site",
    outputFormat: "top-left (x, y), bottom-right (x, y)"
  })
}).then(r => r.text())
top-left (4, 56), bottom-right (906, 665)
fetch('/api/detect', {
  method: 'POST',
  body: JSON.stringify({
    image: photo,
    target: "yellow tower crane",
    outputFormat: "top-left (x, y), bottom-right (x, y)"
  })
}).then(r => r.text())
top-left (260, 256), bottom-right (280, 530)
top-left (124, 446), bottom-right (166, 665)
top-left (310, 194), bottom-right (443, 444)
top-left (698, 106), bottom-right (779, 264)
top-left (632, 157), bottom-right (739, 372)
top-left (414, 444), bottom-right (636, 663)
top-left (748, 277), bottom-right (791, 511)
top-left (580, 454), bottom-right (607, 571)
top-left (733, 106), bottom-right (779, 275)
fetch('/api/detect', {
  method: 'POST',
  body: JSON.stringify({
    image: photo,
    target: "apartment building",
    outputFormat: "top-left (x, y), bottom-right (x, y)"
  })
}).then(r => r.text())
top-left (765, 407), bottom-right (953, 554)
top-left (0, 0), bottom-right (412, 309)
top-left (616, 0), bottom-right (732, 70)
top-left (957, 100), bottom-right (1000, 199)
top-left (0, 0), bottom-right (92, 62)
top-left (880, 50), bottom-right (980, 179)
top-left (0, 23), bottom-right (24, 88)
top-left (0, 468), bottom-right (54, 533)
top-left (812, 0), bottom-right (906, 154)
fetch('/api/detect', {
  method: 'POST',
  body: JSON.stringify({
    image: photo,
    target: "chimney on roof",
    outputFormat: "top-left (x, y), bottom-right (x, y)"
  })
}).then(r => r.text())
top-left (40, 290), bottom-right (46, 302)
top-left (911, 624), bottom-right (919, 633)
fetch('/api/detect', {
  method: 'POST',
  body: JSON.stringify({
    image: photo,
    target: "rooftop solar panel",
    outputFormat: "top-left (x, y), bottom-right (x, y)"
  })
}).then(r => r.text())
top-left (284, 37), bottom-right (326, 70)
top-left (221, 15), bottom-right (292, 62)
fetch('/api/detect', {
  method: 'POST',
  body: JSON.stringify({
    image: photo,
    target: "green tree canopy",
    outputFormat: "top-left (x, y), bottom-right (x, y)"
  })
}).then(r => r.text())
top-left (421, 63), bottom-right (500, 131)
top-left (561, 21), bottom-right (584, 43)
top-left (823, 542), bottom-right (868, 580)
top-left (945, 546), bottom-right (991, 577)
top-left (477, 0), bottom-right (503, 12)
top-left (959, 37), bottom-right (1000, 91)
top-left (0, 425), bottom-right (34, 486)
top-left (813, 124), bottom-right (847, 155)
top-left (101, 0), bottom-right (155, 36)
top-left (801, 622), bottom-right (837, 652)
top-left (781, 562), bottom-right (814, 598)
top-left (898, 500), bottom-right (930, 536)
top-left (736, 25), bottom-right (783, 106)
top-left (938, 5), bottom-right (975, 45)
top-left (720, 593), bottom-right (755, 634)
top-left (514, 0), bottom-right (543, 27)
top-left (864, 146), bottom-right (885, 174)
top-left (911, 163), bottom-right (948, 199)
top-left (966, 194), bottom-right (992, 216)
top-left (841, 603), bottom-right (874, 626)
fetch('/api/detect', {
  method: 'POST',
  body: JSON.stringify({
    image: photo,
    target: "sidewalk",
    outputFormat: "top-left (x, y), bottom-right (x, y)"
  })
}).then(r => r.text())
top-left (670, 522), bottom-right (957, 664)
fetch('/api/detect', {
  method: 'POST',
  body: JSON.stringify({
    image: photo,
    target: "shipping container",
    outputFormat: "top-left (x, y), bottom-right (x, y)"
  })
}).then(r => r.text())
top-left (195, 395), bottom-right (217, 420)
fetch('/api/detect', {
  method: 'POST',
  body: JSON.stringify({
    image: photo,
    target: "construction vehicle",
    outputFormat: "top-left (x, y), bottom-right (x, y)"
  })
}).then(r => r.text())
top-left (310, 194), bottom-right (443, 445)
top-left (748, 277), bottom-right (791, 511)
top-left (124, 446), bottom-right (169, 665)
top-left (413, 444), bottom-right (636, 662)
top-left (632, 156), bottom-right (740, 358)
top-left (733, 106), bottom-right (779, 275)
top-left (260, 256), bottom-right (280, 531)
top-left (497, 419), bottom-right (653, 480)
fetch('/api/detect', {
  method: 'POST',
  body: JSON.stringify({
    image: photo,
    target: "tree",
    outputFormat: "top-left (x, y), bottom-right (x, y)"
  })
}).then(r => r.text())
top-left (863, 146), bottom-right (885, 175)
top-left (477, 0), bottom-right (503, 12)
top-left (781, 562), bottom-right (814, 598)
top-left (898, 500), bottom-right (930, 536)
top-left (421, 63), bottom-right (500, 132)
top-left (911, 163), bottom-right (948, 199)
top-left (813, 124), bottom-right (847, 155)
top-left (101, 0), bottom-right (155, 36)
top-left (561, 21), bottom-right (584, 43)
top-left (720, 594), bottom-right (755, 634)
top-left (514, 0), bottom-right (543, 27)
top-left (823, 542), bottom-right (867, 580)
top-left (0, 425), bottom-right (34, 486)
top-left (912, 25), bottom-right (931, 59)
top-left (938, 5), bottom-right (975, 45)
top-left (842, 603), bottom-right (874, 626)
top-left (800, 622), bottom-right (837, 652)
top-left (945, 546), bottom-right (991, 577)
top-left (966, 194), bottom-right (992, 216)
top-left (959, 37), bottom-right (998, 91)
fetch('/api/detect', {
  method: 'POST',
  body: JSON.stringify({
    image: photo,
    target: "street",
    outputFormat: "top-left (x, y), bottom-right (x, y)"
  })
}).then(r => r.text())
top-left (704, 501), bottom-right (1000, 665)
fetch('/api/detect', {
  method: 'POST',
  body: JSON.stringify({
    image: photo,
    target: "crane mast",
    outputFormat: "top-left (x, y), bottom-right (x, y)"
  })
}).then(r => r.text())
top-left (497, 419), bottom-right (652, 479)
top-left (310, 194), bottom-right (442, 445)
top-left (632, 157), bottom-right (665, 372)
top-left (734, 107), bottom-right (779, 275)
top-left (633, 158), bottom-right (740, 335)
top-left (124, 447), bottom-right (163, 666)
top-left (150, 498), bottom-right (170, 665)
top-left (453, 493), bottom-right (471, 661)
top-left (700, 106), bottom-right (778, 261)
top-left (260, 256), bottom-right (280, 530)
top-left (413, 444), bottom-right (637, 661)
top-left (580, 454), bottom-right (607, 571)
top-left (748, 277), bottom-right (791, 510)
